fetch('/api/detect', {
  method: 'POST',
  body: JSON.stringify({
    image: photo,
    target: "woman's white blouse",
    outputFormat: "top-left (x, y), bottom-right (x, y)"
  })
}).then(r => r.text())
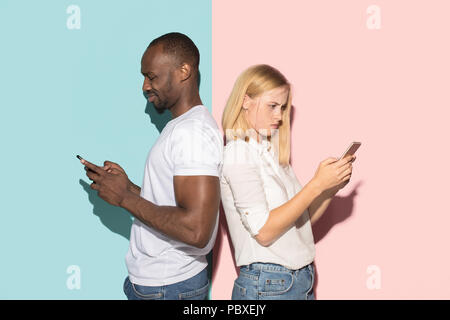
top-left (220, 138), bottom-right (316, 270)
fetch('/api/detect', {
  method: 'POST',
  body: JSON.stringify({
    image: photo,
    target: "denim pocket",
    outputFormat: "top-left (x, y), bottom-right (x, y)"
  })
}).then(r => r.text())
top-left (260, 270), bottom-right (293, 296)
top-left (131, 283), bottom-right (163, 300)
top-left (232, 280), bottom-right (247, 299)
top-left (178, 279), bottom-right (210, 300)
top-left (305, 264), bottom-right (315, 299)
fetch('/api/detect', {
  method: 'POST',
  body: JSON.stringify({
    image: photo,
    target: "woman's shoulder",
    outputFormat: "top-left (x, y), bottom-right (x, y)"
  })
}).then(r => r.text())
top-left (222, 139), bottom-right (260, 174)
top-left (224, 139), bottom-right (255, 157)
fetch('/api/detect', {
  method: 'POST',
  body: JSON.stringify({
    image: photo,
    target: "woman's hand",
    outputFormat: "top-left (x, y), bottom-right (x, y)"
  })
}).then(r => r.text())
top-left (311, 155), bottom-right (355, 194)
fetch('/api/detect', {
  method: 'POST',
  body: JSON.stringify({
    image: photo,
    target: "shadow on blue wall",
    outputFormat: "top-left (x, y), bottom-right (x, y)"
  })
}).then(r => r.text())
top-left (79, 179), bottom-right (133, 240)
top-left (77, 71), bottom-right (213, 295)
top-left (77, 98), bottom-right (173, 241)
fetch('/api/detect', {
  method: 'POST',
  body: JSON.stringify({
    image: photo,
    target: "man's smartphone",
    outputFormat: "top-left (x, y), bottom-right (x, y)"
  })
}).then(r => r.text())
top-left (339, 142), bottom-right (361, 160)
top-left (76, 155), bottom-right (95, 172)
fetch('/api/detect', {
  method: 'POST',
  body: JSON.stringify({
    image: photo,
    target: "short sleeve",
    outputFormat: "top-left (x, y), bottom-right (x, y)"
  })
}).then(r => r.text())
top-left (170, 119), bottom-right (223, 177)
top-left (223, 157), bottom-right (270, 237)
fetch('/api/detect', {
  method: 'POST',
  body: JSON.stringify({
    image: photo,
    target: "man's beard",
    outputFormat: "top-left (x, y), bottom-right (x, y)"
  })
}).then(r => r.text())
top-left (152, 75), bottom-right (172, 112)
top-left (153, 95), bottom-right (168, 112)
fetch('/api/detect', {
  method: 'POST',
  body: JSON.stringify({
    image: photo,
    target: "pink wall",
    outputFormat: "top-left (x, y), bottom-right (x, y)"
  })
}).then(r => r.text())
top-left (211, 0), bottom-right (450, 299)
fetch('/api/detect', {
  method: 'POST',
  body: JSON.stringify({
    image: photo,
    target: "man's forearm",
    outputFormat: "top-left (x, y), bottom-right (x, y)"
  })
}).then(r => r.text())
top-left (119, 192), bottom-right (204, 248)
top-left (309, 190), bottom-right (336, 226)
top-left (130, 183), bottom-right (141, 195)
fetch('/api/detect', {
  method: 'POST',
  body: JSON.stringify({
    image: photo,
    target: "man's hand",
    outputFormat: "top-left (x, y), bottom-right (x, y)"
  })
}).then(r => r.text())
top-left (102, 161), bottom-right (125, 174)
top-left (101, 160), bottom-right (141, 196)
top-left (83, 159), bottom-right (134, 207)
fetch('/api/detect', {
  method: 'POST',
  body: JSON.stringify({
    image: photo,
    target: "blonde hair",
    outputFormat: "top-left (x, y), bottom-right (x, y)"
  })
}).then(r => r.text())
top-left (222, 64), bottom-right (292, 166)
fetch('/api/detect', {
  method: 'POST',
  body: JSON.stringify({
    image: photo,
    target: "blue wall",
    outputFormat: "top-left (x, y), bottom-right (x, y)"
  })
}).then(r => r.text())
top-left (0, 0), bottom-right (212, 299)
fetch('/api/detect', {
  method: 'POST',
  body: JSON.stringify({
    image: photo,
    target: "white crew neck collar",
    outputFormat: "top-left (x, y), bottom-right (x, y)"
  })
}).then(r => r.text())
top-left (167, 104), bottom-right (204, 124)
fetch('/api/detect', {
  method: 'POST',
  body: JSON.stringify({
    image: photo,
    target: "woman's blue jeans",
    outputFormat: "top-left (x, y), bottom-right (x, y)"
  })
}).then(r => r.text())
top-left (232, 262), bottom-right (315, 300)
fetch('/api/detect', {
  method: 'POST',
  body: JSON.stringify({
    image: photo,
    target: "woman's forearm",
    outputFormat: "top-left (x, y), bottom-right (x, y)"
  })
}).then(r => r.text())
top-left (309, 193), bottom-right (334, 226)
top-left (255, 180), bottom-right (323, 246)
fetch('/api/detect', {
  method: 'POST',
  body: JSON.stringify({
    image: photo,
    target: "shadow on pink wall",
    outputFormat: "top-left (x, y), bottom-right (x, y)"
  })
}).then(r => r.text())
top-left (211, 104), bottom-right (363, 298)
top-left (212, 182), bottom-right (363, 299)
top-left (212, 206), bottom-right (240, 285)
top-left (311, 181), bottom-right (363, 298)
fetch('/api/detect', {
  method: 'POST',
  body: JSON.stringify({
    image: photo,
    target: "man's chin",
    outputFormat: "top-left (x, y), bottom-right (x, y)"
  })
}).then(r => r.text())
top-left (153, 103), bottom-right (167, 114)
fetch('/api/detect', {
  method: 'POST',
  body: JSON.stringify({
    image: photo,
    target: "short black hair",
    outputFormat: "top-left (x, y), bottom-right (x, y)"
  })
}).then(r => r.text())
top-left (148, 32), bottom-right (200, 79)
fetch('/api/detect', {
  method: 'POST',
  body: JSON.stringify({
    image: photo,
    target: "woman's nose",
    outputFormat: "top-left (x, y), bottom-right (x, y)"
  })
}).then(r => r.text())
top-left (274, 111), bottom-right (282, 122)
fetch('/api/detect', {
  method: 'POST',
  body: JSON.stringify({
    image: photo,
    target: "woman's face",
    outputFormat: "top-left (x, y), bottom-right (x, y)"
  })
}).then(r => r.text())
top-left (243, 85), bottom-right (289, 137)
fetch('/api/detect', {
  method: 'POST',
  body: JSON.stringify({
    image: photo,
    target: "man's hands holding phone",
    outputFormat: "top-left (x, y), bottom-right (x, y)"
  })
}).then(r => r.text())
top-left (311, 154), bottom-right (356, 195)
top-left (80, 158), bottom-right (134, 207)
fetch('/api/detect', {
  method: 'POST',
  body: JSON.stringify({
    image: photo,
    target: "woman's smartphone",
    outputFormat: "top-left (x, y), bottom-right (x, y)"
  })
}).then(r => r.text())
top-left (339, 142), bottom-right (361, 160)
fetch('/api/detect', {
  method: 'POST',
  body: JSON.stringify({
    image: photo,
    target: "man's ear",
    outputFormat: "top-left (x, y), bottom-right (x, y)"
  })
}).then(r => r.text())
top-left (178, 63), bottom-right (192, 82)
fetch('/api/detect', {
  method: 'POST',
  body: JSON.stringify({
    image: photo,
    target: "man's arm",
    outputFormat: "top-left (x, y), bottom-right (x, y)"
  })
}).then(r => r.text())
top-left (120, 175), bottom-right (220, 249)
top-left (129, 183), bottom-right (141, 196)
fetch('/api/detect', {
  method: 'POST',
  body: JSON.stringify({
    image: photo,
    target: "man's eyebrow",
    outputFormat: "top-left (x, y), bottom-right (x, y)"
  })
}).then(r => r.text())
top-left (141, 71), bottom-right (154, 77)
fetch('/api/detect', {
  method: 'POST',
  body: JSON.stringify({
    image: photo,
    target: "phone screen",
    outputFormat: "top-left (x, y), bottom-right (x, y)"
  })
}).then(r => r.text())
top-left (339, 142), bottom-right (361, 160)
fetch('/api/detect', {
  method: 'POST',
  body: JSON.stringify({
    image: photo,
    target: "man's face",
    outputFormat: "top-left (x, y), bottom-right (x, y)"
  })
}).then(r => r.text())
top-left (141, 44), bottom-right (176, 111)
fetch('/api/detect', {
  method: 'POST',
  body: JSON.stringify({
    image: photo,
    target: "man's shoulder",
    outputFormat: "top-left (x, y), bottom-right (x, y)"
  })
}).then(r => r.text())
top-left (172, 106), bottom-right (220, 136)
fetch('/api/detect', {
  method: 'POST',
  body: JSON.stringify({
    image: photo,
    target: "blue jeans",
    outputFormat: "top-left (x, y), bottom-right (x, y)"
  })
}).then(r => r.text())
top-left (232, 262), bottom-right (315, 300)
top-left (123, 268), bottom-right (209, 300)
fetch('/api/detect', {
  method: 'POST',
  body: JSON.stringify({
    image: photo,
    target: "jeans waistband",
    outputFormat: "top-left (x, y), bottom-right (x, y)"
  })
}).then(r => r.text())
top-left (242, 262), bottom-right (312, 273)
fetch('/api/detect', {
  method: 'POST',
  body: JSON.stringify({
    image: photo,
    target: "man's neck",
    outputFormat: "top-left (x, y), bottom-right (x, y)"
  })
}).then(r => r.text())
top-left (169, 93), bottom-right (202, 118)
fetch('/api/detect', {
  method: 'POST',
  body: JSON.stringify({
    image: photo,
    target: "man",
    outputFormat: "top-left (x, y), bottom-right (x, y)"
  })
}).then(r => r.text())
top-left (81, 32), bottom-right (223, 300)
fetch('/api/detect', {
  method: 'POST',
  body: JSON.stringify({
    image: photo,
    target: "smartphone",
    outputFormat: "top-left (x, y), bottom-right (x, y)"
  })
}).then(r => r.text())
top-left (339, 142), bottom-right (361, 160)
top-left (76, 155), bottom-right (94, 171)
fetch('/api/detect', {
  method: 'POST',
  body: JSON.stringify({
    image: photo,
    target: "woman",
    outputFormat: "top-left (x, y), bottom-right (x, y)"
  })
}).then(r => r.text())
top-left (220, 64), bottom-right (356, 300)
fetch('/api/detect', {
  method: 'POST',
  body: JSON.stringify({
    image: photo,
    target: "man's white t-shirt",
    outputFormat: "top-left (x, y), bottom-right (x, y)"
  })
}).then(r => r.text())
top-left (125, 105), bottom-right (223, 286)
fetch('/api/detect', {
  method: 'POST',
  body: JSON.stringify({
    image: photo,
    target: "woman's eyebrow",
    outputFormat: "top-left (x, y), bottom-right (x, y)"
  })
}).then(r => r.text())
top-left (269, 101), bottom-right (282, 105)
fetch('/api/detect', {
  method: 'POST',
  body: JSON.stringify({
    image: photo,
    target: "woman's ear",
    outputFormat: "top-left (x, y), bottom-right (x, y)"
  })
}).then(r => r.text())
top-left (242, 94), bottom-right (251, 110)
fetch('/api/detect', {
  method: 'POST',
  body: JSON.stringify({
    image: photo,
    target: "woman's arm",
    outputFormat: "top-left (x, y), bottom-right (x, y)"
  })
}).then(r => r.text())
top-left (309, 177), bottom-right (351, 225)
top-left (223, 147), bottom-right (350, 248)
top-left (254, 180), bottom-right (322, 246)
top-left (308, 192), bottom-right (334, 226)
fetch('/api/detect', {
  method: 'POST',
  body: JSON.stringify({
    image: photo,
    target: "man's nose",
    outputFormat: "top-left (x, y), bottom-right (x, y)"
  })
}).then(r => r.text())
top-left (142, 77), bottom-right (152, 92)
